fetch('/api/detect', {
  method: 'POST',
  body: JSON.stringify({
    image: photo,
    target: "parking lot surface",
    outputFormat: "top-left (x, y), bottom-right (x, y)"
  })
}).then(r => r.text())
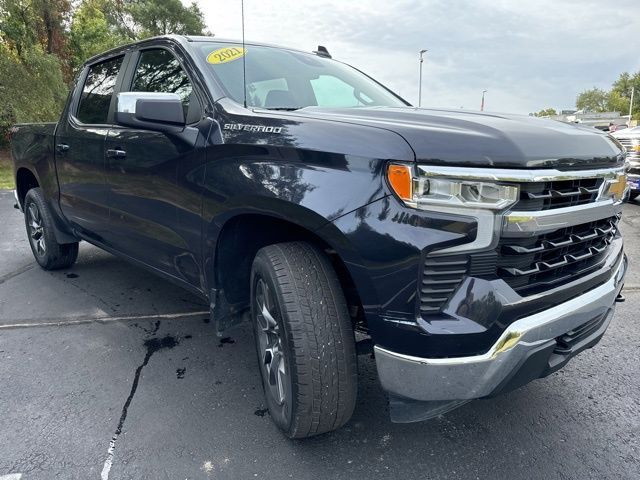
top-left (1, 189), bottom-right (639, 480)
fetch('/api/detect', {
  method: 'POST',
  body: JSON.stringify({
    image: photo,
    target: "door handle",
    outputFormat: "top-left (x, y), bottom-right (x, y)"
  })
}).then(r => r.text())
top-left (106, 149), bottom-right (127, 158)
top-left (56, 143), bottom-right (69, 153)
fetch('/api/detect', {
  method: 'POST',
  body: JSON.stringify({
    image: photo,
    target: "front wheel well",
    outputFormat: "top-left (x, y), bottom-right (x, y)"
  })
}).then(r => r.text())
top-left (214, 214), bottom-right (365, 329)
top-left (16, 168), bottom-right (39, 208)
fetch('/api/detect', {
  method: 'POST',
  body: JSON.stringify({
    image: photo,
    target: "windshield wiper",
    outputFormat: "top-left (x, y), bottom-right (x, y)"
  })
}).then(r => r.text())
top-left (263, 107), bottom-right (303, 111)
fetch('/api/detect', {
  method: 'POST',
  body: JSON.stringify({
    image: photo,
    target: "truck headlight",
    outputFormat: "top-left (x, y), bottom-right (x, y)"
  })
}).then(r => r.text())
top-left (387, 164), bottom-right (519, 210)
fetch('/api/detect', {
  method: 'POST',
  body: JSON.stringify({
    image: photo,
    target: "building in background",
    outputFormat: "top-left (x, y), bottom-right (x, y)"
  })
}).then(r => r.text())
top-left (547, 110), bottom-right (634, 129)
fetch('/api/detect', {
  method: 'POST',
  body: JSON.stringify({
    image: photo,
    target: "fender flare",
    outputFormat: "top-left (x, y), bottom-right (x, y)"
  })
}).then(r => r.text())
top-left (203, 197), bottom-right (381, 333)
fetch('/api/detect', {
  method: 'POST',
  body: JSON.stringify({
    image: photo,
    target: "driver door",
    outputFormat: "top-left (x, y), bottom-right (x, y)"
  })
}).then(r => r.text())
top-left (103, 46), bottom-right (204, 280)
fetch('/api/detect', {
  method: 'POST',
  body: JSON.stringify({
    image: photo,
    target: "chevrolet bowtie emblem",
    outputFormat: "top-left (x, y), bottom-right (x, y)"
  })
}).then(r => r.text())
top-left (605, 174), bottom-right (627, 202)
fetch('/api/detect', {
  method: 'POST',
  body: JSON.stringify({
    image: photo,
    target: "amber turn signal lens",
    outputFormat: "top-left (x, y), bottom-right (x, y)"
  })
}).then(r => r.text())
top-left (387, 164), bottom-right (413, 201)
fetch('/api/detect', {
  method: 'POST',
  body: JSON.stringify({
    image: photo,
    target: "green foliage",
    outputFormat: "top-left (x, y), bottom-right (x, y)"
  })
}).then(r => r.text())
top-left (0, 0), bottom-right (71, 61)
top-left (0, 149), bottom-right (14, 188)
top-left (534, 108), bottom-right (558, 117)
top-left (576, 72), bottom-right (640, 120)
top-left (126, 0), bottom-right (207, 38)
top-left (69, 0), bottom-right (127, 71)
top-left (0, 0), bottom-right (209, 144)
top-left (576, 87), bottom-right (610, 112)
top-left (0, 44), bottom-right (68, 145)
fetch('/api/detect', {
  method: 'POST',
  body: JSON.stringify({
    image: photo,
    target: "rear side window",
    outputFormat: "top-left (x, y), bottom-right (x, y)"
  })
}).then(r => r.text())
top-left (76, 56), bottom-right (124, 124)
top-left (131, 48), bottom-right (200, 122)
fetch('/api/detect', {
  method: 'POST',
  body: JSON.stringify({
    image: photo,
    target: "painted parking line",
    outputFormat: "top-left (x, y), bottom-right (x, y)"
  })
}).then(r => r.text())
top-left (0, 474), bottom-right (23, 480)
top-left (0, 310), bottom-right (210, 329)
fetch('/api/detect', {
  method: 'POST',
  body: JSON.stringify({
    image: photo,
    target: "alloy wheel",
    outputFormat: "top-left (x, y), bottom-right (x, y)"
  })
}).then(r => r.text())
top-left (255, 277), bottom-right (287, 405)
top-left (27, 202), bottom-right (46, 256)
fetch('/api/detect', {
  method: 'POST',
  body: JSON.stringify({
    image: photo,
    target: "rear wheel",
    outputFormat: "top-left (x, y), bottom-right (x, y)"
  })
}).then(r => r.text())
top-left (24, 188), bottom-right (79, 270)
top-left (250, 241), bottom-right (358, 438)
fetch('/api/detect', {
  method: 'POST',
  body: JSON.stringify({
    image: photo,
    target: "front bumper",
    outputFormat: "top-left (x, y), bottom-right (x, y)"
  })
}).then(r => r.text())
top-left (375, 254), bottom-right (626, 402)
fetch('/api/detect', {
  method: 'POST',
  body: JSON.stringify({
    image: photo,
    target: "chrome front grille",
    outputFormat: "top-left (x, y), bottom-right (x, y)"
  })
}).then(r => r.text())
top-left (618, 137), bottom-right (640, 161)
top-left (420, 212), bottom-right (621, 316)
top-left (417, 166), bottom-right (625, 318)
top-left (496, 215), bottom-right (619, 295)
top-left (514, 178), bottom-right (603, 211)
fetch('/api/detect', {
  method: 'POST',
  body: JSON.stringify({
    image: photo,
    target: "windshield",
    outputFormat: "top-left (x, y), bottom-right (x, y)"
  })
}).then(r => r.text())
top-left (196, 42), bottom-right (407, 110)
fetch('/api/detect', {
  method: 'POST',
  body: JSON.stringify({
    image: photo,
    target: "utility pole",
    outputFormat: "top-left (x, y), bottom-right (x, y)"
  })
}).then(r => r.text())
top-left (418, 49), bottom-right (427, 107)
top-left (481, 90), bottom-right (487, 111)
top-left (629, 86), bottom-right (635, 125)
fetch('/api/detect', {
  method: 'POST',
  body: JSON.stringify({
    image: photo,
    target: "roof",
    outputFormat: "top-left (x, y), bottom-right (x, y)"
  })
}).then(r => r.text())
top-left (84, 34), bottom-right (322, 67)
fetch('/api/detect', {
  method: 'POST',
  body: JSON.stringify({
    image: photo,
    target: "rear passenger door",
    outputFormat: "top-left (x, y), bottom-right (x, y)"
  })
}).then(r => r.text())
top-left (104, 47), bottom-right (204, 280)
top-left (56, 55), bottom-right (125, 240)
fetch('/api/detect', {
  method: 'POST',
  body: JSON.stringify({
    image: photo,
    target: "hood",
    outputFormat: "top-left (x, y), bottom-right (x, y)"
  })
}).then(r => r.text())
top-left (612, 127), bottom-right (640, 140)
top-left (279, 106), bottom-right (624, 169)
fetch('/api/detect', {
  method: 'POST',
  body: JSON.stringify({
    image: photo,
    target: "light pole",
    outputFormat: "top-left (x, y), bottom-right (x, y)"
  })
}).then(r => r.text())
top-left (629, 86), bottom-right (635, 125)
top-left (481, 90), bottom-right (487, 111)
top-left (418, 49), bottom-right (427, 107)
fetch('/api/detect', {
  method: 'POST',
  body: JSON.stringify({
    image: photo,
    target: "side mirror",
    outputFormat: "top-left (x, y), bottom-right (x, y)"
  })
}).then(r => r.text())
top-left (115, 92), bottom-right (185, 132)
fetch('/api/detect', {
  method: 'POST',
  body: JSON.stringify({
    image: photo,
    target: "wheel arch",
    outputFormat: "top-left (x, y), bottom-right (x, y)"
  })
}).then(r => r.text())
top-left (206, 208), bottom-right (376, 332)
top-left (16, 166), bottom-right (78, 244)
top-left (15, 167), bottom-right (40, 209)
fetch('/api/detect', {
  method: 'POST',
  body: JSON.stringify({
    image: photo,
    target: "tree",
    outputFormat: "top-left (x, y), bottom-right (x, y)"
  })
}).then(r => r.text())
top-left (31, 0), bottom-right (70, 56)
top-left (0, 0), bottom-right (211, 144)
top-left (575, 72), bottom-right (640, 121)
top-left (0, 0), bottom-right (71, 76)
top-left (609, 71), bottom-right (640, 120)
top-left (108, 0), bottom-right (207, 39)
top-left (0, 44), bottom-right (67, 145)
top-left (576, 88), bottom-right (609, 112)
top-left (69, 0), bottom-right (127, 71)
top-left (0, 0), bottom-right (39, 57)
top-left (611, 72), bottom-right (635, 98)
top-left (534, 108), bottom-right (557, 117)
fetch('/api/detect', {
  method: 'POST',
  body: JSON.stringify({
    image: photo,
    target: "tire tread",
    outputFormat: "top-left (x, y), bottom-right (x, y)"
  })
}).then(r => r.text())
top-left (254, 241), bottom-right (357, 438)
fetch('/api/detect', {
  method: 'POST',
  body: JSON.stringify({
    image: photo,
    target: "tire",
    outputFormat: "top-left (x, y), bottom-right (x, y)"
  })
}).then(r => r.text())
top-left (629, 191), bottom-right (639, 201)
top-left (250, 241), bottom-right (358, 438)
top-left (24, 188), bottom-right (79, 270)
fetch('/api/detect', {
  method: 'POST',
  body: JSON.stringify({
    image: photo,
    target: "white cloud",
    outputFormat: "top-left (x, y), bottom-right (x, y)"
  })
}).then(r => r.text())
top-left (189, 0), bottom-right (639, 113)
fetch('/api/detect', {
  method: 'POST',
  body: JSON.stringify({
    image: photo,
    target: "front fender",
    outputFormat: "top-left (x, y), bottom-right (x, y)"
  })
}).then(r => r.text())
top-left (321, 195), bottom-right (477, 349)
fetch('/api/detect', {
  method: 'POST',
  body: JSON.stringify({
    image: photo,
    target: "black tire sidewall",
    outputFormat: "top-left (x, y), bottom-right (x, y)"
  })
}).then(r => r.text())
top-left (250, 252), bottom-right (295, 433)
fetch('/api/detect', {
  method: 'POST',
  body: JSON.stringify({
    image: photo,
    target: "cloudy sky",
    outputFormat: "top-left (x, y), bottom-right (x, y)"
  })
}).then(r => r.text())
top-left (190, 0), bottom-right (639, 114)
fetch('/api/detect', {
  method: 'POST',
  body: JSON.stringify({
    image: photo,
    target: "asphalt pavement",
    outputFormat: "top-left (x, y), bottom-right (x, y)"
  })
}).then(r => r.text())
top-left (1, 189), bottom-right (639, 480)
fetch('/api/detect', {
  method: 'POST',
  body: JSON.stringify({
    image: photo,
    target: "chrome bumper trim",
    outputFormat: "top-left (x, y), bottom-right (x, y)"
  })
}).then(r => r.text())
top-left (502, 199), bottom-right (623, 237)
top-left (374, 256), bottom-right (626, 402)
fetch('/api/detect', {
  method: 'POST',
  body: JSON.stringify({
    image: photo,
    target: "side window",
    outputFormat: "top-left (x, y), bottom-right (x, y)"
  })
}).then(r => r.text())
top-left (310, 75), bottom-right (371, 107)
top-left (131, 48), bottom-right (200, 123)
top-left (76, 56), bottom-right (124, 124)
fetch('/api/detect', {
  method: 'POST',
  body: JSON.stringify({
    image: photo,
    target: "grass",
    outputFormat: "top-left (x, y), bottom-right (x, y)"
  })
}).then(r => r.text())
top-left (0, 148), bottom-right (14, 190)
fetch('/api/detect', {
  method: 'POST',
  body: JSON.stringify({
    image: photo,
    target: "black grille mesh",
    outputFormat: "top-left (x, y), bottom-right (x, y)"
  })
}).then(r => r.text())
top-left (496, 215), bottom-right (619, 296)
top-left (420, 215), bottom-right (619, 316)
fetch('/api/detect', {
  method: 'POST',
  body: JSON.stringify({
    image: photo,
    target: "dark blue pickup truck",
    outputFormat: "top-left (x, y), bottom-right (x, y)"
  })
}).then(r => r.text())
top-left (10, 35), bottom-right (628, 437)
